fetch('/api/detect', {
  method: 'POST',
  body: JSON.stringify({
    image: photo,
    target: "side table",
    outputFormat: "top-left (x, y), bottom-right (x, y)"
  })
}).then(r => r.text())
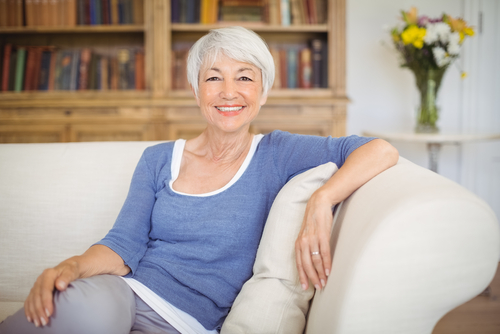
top-left (362, 132), bottom-right (500, 173)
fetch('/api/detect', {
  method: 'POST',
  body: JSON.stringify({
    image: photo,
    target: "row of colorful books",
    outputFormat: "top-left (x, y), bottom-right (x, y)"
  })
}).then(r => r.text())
top-left (0, 44), bottom-right (145, 92)
top-left (171, 0), bottom-right (327, 25)
top-left (0, 0), bottom-right (144, 27)
top-left (171, 39), bottom-right (327, 90)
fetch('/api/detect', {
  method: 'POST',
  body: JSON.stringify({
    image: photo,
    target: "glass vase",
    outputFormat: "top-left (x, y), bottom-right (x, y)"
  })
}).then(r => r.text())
top-left (411, 67), bottom-right (447, 133)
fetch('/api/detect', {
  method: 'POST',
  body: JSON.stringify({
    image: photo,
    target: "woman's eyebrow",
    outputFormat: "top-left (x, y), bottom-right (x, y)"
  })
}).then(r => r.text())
top-left (207, 67), bottom-right (255, 73)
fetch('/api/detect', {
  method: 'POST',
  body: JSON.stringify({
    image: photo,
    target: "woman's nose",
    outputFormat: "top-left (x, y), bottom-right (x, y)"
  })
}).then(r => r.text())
top-left (220, 80), bottom-right (237, 99)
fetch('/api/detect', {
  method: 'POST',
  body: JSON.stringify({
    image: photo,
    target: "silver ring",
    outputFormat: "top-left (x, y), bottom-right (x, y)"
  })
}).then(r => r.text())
top-left (311, 251), bottom-right (320, 256)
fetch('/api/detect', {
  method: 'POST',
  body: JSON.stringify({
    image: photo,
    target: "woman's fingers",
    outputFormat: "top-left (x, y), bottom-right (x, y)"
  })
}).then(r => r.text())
top-left (296, 193), bottom-right (334, 291)
top-left (24, 262), bottom-right (79, 328)
top-left (25, 268), bottom-right (57, 327)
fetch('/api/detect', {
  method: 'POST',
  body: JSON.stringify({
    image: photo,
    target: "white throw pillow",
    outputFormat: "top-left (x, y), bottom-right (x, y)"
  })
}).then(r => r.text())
top-left (221, 162), bottom-right (338, 334)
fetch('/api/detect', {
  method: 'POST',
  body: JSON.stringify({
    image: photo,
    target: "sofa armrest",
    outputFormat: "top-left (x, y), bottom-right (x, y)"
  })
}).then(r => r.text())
top-left (305, 158), bottom-right (500, 334)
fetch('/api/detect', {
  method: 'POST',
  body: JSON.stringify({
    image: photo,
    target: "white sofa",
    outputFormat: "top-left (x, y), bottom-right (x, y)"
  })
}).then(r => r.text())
top-left (0, 141), bottom-right (499, 334)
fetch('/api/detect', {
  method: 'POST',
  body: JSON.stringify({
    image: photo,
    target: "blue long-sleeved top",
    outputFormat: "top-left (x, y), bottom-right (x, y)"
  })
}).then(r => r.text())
top-left (97, 130), bottom-right (374, 330)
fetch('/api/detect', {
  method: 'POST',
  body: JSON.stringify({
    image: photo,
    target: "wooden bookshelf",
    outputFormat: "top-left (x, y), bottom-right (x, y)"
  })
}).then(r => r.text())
top-left (0, 0), bottom-right (348, 143)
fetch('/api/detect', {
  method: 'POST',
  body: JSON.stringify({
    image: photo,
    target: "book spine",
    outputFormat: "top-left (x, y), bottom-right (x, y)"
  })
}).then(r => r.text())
top-left (320, 41), bottom-right (327, 88)
top-left (135, 50), bottom-right (144, 90)
top-left (38, 51), bottom-right (52, 90)
top-left (179, 0), bottom-right (186, 23)
top-left (310, 38), bottom-right (322, 88)
top-left (69, 49), bottom-right (80, 90)
top-left (117, 49), bottom-right (128, 90)
top-left (101, 0), bottom-right (109, 24)
top-left (100, 56), bottom-right (108, 90)
top-left (171, 0), bottom-right (179, 23)
top-left (133, 0), bottom-right (143, 24)
top-left (270, 46), bottom-right (280, 89)
top-left (280, 0), bottom-right (289, 26)
top-left (0, 0), bottom-right (7, 27)
top-left (287, 48), bottom-right (297, 88)
top-left (88, 52), bottom-right (97, 89)
top-left (67, 0), bottom-right (77, 26)
top-left (300, 47), bottom-right (311, 88)
top-left (95, 0), bottom-right (102, 24)
top-left (47, 50), bottom-right (57, 90)
top-left (23, 48), bottom-right (35, 91)
top-left (127, 50), bottom-right (135, 89)
top-left (185, 0), bottom-right (194, 23)
top-left (14, 0), bottom-right (23, 26)
top-left (110, 0), bottom-right (117, 24)
top-left (78, 48), bottom-right (91, 90)
top-left (32, 48), bottom-right (43, 90)
top-left (1, 44), bottom-right (12, 91)
top-left (279, 48), bottom-right (287, 88)
top-left (14, 48), bottom-right (26, 92)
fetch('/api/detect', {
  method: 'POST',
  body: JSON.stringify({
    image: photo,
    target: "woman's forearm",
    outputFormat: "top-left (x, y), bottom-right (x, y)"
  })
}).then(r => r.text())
top-left (69, 245), bottom-right (130, 280)
top-left (316, 139), bottom-right (399, 206)
top-left (295, 139), bottom-right (398, 291)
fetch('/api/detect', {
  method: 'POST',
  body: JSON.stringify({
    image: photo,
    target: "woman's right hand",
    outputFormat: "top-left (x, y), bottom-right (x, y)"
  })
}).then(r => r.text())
top-left (24, 258), bottom-right (80, 327)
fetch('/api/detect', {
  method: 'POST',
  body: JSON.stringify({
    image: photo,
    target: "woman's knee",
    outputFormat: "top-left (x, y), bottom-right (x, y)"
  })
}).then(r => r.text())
top-left (0, 275), bottom-right (135, 334)
top-left (51, 275), bottom-right (135, 333)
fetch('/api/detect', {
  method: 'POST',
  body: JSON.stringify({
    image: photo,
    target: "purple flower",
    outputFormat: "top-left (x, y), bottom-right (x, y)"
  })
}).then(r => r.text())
top-left (418, 16), bottom-right (430, 26)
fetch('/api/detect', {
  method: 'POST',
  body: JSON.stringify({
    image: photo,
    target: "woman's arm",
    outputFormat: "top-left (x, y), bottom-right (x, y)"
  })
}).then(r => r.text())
top-left (24, 245), bottom-right (129, 328)
top-left (295, 139), bottom-right (399, 290)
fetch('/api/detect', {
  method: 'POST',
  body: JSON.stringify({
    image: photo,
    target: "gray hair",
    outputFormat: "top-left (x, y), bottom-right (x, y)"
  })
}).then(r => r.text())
top-left (187, 26), bottom-right (275, 98)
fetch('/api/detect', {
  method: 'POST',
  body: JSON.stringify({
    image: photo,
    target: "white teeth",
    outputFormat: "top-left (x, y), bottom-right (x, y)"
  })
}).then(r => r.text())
top-left (216, 106), bottom-right (243, 112)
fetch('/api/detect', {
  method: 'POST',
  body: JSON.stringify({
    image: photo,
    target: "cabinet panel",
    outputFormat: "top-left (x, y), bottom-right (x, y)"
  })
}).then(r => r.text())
top-left (0, 125), bottom-right (67, 143)
top-left (69, 124), bottom-right (155, 142)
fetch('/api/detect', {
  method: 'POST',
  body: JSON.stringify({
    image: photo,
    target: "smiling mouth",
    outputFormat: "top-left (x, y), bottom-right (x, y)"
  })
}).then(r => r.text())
top-left (216, 106), bottom-right (244, 112)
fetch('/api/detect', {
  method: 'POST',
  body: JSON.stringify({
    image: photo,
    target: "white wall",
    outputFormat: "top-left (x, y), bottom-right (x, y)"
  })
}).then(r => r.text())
top-left (346, 0), bottom-right (500, 220)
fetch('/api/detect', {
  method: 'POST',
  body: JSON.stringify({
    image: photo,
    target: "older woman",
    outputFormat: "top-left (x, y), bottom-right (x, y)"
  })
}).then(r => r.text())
top-left (0, 27), bottom-right (398, 334)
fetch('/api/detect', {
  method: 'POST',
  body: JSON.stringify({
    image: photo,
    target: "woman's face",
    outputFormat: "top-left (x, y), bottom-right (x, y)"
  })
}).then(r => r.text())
top-left (194, 54), bottom-right (268, 134)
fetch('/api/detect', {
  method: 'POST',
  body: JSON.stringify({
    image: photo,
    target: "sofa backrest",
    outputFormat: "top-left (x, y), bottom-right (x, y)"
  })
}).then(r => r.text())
top-left (0, 141), bottom-right (162, 320)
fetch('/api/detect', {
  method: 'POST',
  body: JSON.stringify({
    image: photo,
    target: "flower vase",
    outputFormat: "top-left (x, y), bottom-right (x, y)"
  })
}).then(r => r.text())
top-left (411, 67), bottom-right (447, 133)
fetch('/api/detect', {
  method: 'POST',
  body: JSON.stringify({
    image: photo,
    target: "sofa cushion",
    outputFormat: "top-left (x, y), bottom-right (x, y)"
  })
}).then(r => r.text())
top-left (221, 162), bottom-right (338, 334)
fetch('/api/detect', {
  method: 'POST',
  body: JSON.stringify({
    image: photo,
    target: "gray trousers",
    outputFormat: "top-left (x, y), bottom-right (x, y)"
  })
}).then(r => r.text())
top-left (0, 275), bottom-right (181, 334)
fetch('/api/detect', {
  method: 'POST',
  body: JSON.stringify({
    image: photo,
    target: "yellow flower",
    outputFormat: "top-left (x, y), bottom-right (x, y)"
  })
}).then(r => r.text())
top-left (444, 14), bottom-right (475, 43)
top-left (401, 7), bottom-right (418, 25)
top-left (401, 25), bottom-right (426, 49)
top-left (461, 72), bottom-right (467, 79)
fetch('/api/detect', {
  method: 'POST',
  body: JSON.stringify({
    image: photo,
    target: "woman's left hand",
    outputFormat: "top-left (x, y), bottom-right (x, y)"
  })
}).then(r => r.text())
top-left (295, 188), bottom-right (335, 291)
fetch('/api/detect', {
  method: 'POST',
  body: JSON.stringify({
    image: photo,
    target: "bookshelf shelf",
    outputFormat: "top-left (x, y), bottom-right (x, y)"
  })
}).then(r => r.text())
top-left (0, 0), bottom-right (348, 143)
top-left (0, 25), bottom-right (146, 34)
top-left (171, 24), bottom-right (328, 33)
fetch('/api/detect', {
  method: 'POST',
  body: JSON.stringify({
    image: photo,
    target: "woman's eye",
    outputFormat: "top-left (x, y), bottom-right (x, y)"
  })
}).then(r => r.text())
top-left (239, 76), bottom-right (252, 81)
top-left (206, 77), bottom-right (220, 81)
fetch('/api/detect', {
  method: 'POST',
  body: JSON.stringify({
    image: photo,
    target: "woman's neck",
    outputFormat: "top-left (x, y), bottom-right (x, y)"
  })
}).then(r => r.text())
top-left (186, 128), bottom-right (254, 164)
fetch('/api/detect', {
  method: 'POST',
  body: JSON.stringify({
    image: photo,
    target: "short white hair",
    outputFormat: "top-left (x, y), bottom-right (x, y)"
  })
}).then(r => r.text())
top-left (187, 26), bottom-right (275, 98)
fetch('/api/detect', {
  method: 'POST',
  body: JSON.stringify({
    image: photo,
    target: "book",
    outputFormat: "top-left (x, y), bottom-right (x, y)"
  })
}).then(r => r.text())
top-left (280, 0), bottom-right (290, 26)
top-left (310, 38), bottom-right (322, 88)
top-left (286, 48), bottom-right (298, 88)
top-left (133, 0), bottom-right (144, 24)
top-left (110, 0), bottom-right (118, 24)
top-left (0, 0), bottom-right (7, 27)
top-left (77, 0), bottom-right (86, 24)
top-left (32, 47), bottom-right (43, 91)
top-left (38, 50), bottom-right (52, 90)
top-left (2, 44), bottom-right (12, 91)
top-left (117, 48), bottom-right (129, 89)
top-left (102, 0), bottom-right (110, 24)
top-left (135, 50), bottom-right (144, 90)
top-left (8, 48), bottom-right (17, 91)
top-left (23, 48), bottom-right (36, 91)
top-left (171, 0), bottom-right (180, 23)
top-left (14, 0), bottom-right (23, 26)
top-left (14, 47), bottom-right (26, 92)
top-left (41, 0), bottom-right (50, 26)
top-left (48, 49), bottom-right (57, 90)
top-left (279, 48), bottom-right (287, 88)
top-left (299, 47), bottom-right (311, 88)
top-left (270, 46), bottom-right (281, 89)
top-left (78, 48), bottom-right (91, 90)
top-left (100, 56), bottom-right (108, 89)
top-left (69, 49), bottom-right (81, 90)
top-left (220, 6), bottom-right (262, 22)
top-left (24, 0), bottom-right (34, 26)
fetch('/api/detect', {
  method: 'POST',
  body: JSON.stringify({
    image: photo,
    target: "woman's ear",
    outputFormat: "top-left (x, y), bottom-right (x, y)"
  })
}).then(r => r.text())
top-left (260, 92), bottom-right (268, 106)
